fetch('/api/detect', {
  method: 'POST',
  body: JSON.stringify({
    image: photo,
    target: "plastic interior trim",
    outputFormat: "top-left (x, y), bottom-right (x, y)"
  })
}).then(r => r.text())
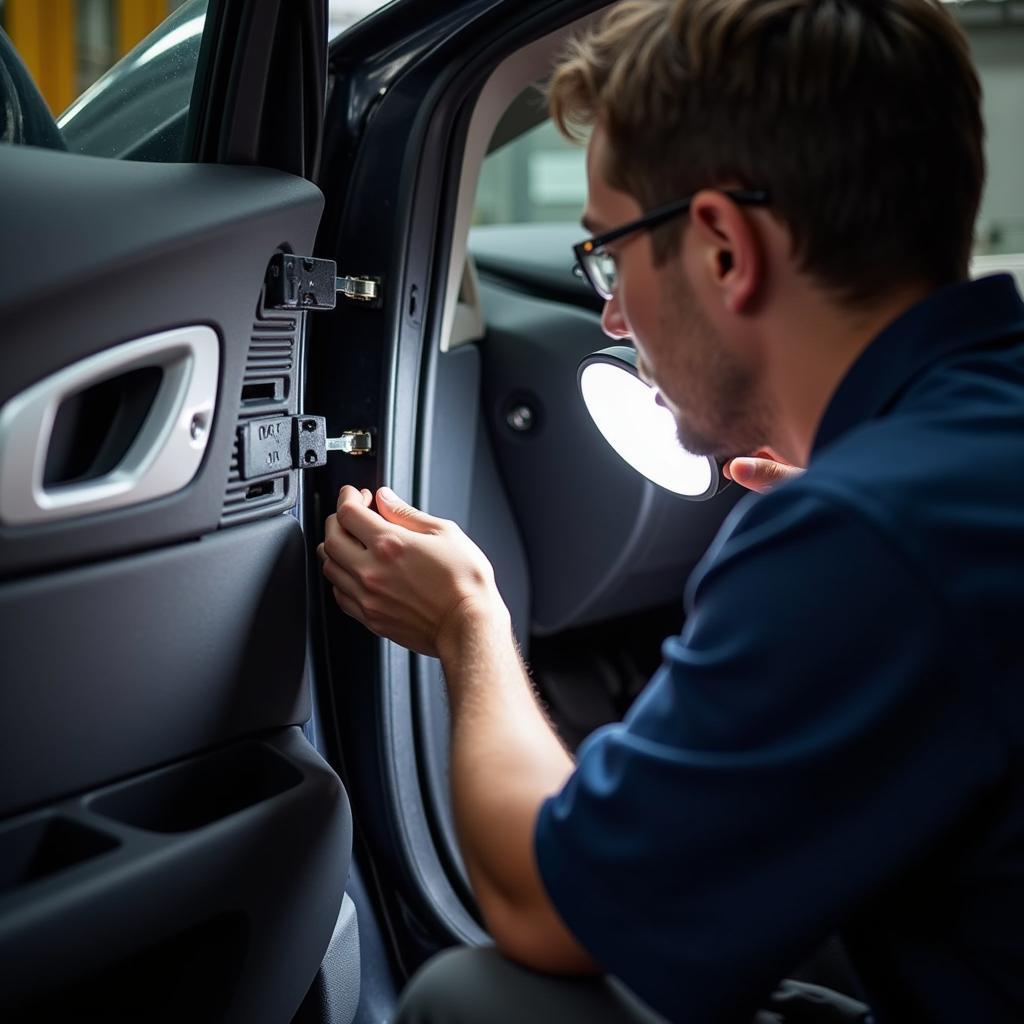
top-left (439, 9), bottom-right (604, 353)
top-left (0, 325), bottom-right (219, 526)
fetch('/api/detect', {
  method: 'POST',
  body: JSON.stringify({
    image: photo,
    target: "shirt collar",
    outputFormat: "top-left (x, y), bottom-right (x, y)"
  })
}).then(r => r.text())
top-left (812, 274), bottom-right (1024, 458)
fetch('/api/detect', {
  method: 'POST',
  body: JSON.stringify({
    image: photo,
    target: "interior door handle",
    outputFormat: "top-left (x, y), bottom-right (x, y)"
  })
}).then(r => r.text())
top-left (0, 326), bottom-right (219, 526)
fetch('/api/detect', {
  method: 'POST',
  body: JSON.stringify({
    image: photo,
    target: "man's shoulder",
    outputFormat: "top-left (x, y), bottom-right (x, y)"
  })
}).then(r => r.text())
top-left (709, 387), bottom-right (1024, 702)
top-left (812, 332), bottom-right (1024, 501)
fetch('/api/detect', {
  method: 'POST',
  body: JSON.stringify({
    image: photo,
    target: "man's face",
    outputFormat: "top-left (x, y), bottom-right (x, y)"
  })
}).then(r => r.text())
top-left (582, 126), bottom-right (769, 459)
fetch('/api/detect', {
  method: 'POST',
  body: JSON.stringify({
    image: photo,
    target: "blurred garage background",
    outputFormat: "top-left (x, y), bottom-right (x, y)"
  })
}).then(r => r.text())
top-left (0, 0), bottom-right (1021, 254)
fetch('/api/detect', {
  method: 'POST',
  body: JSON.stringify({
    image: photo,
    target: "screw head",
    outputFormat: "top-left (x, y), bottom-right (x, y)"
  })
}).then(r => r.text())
top-left (506, 404), bottom-right (535, 433)
top-left (189, 413), bottom-right (208, 442)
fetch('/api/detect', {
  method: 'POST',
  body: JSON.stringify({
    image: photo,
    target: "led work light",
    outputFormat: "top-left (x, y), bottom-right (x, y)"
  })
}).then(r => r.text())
top-left (577, 346), bottom-right (727, 501)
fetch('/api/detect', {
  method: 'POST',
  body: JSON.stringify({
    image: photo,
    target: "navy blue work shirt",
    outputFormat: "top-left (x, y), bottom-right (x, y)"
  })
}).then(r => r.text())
top-left (535, 275), bottom-right (1024, 1023)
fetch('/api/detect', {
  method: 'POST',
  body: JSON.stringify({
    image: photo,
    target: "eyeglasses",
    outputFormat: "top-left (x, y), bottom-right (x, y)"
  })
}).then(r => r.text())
top-left (572, 188), bottom-right (770, 301)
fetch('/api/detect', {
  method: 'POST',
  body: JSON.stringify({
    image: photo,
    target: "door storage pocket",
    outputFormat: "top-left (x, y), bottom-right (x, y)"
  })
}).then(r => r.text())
top-left (0, 815), bottom-right (118, 896)
top-left (89, 741), bottom-right (302, 833)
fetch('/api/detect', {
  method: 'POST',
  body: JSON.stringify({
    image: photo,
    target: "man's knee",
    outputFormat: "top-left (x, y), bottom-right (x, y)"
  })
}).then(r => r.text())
top-left (394, 947), bottom-right (498, 1024)
top-left (394, 945), bottom-right (666, 1024)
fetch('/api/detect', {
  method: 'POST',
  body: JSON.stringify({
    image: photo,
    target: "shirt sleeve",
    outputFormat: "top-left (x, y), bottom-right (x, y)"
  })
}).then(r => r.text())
top-left (534, 486), bottom-right (1002, 1023)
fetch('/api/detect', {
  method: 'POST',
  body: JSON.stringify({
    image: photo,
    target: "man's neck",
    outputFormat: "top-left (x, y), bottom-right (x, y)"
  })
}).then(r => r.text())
top-left (763, 280), bottom-right (934, 466)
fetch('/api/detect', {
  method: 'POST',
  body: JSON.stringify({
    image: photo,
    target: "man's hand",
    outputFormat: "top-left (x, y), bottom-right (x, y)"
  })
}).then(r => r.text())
top-left (318, 485), bottom-right (508, 659)
top-left (319, 484), bottom-right (594, 976)
top-left (724, 454), bottom-right (804, 493)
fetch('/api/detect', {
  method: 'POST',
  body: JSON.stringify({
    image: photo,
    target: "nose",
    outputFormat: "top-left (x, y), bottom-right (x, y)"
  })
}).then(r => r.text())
top-left (601, 294), bottom-right (631, 340)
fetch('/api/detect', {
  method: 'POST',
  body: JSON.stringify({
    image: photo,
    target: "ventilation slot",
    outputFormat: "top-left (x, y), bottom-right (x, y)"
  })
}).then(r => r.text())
top-left (220, 294), bottom-right (299, 527)
top-left (241, 381), bottom-right (282, 405)
top-left (246, 338), bottom-right (294, 376)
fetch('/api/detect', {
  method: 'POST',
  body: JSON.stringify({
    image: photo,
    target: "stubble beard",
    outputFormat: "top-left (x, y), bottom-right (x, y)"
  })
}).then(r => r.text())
top-left (659, 274), bottom-right (772, 460)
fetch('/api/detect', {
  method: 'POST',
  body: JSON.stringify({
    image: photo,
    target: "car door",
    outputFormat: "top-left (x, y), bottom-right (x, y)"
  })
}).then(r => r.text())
top-left (305, 2), bottom-right (1024, 1015)
top-left (305, 0), bottom-right (624, 986)
top-left (0, 3), bottom-right (354, 1022)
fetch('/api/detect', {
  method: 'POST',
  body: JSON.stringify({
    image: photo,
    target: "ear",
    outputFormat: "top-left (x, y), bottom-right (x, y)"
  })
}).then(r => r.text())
top-left (687, 190), bottom-right (764, 315)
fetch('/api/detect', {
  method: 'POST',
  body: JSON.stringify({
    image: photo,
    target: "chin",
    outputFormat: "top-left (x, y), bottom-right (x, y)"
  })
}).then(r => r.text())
top-left (675, 420), bottom-right (717, 458)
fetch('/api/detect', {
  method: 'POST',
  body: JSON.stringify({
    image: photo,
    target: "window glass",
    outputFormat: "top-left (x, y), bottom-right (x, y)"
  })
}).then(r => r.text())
top-left (0, 0), bottom-right (200, 159)
top-left (476, 116), bottom-right (587, 227)
top-left (59, 0), bottom-right (206, 160)
top-left (0, 0), bottom-right (392, 161)
top-left (474, 2), bottom-right (1024, 257)
top-left (968, 18), bottom-right (1024, 255)
top-left (329, 0), bottom-right (393, 40)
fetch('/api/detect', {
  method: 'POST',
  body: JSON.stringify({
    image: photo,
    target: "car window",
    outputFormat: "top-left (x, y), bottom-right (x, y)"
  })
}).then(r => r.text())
top-left (0, 0), bottom-right (393, 162)
top-left (329, 0), bottom-right (394, 40)
top-left (59, 0), bottom-right (208, 161)
top-left (0, 0), bottom-right (204, 160)
top-left (966, 9), bottom-right (1024, 256)
top-left (474, 2), bottom-right (1024, 259)
top-left (476, 113), bottom-right (587, 227)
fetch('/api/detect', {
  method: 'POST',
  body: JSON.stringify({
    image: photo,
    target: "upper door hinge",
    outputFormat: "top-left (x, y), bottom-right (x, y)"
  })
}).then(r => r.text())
top-left (265, 253), bottom-right (382, 311)
top-left (335, 275), bottom-right (379, 304)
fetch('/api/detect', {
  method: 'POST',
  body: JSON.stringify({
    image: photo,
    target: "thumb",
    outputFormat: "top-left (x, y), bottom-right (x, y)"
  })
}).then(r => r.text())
top-left (726, 457), bottom-right (803, 494)
top-left (375, 487), bottom-right (444, 534)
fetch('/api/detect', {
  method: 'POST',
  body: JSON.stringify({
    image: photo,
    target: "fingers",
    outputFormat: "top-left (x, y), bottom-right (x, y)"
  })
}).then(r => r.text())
top-left (332, 585), bottom-right (366, 625)
top-left (321, 552), bottom-right (366, 600)
top-left (725, 457), bottom-right (803, 494)
top-left (374, 486), bottom-right (445, 535)
top-left (336, 484), bottom-right (374, 513)
top-left (320, 544), bottom-right (373, 628)
top-left (333, 490), bottom-right (391, 547)
top-left (323, 508), bottom-right (370, 566)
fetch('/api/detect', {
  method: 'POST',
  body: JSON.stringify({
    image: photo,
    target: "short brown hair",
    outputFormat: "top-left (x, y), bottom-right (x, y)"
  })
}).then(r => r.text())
top-left (550, 0), bottom-right (984, 303)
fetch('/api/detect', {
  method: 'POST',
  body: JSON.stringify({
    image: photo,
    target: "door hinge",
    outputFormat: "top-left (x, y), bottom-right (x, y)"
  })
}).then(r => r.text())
top-left (264, 253), bottom-right (382, 311)
top-left (238, 415), bottom-right (327, 478)
top-left (335, 275), bottom-right (380, 304)
top-left (237, 416), bottom-right (374, 479)
top-left (327, 430), bottom-right (373, 456)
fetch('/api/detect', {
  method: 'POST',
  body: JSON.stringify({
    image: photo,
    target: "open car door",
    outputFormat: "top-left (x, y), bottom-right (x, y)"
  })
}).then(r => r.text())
top-left (0, 3), bottom-right (354, 1021)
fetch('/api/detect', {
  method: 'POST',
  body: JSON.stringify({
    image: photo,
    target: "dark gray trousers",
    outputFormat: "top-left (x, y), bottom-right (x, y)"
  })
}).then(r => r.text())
top-left (394, 947), bottom-right (872, 1024)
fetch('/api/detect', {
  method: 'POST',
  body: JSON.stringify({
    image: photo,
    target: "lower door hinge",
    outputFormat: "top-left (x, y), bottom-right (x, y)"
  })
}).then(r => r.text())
top-left (265, 253), bottom-right (381, 310)
top-left (238, 416), bottom-right (374, 479)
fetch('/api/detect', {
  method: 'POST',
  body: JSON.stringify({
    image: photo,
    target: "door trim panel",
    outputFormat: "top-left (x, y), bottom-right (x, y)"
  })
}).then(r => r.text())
top-left (0, 514), bottom-right (309, 818)
top-left (0, 144), bottom-right (323, 579)
top-left (0, 728), bottom-right (351, 1024)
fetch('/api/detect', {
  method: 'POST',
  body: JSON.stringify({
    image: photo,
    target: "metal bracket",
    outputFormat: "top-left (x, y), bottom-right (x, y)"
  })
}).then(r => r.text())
top-left (264, 253), bottom-right (382, 311)
top-left (327, 431), bottom-right (373, 456)
top-left (237, 415), bottom-right (327, 479)
top-left (335, 276), bottom-right (380, 304)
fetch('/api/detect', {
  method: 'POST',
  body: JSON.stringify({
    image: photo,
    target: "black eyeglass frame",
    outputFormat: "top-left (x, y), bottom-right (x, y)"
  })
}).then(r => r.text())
top-left (572, 188), bottom-right (771, 300)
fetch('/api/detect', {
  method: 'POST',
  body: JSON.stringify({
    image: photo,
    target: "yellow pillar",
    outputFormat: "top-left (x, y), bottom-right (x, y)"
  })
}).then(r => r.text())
top-left (5, 0), bottom-right (77, 116)
top-left (118, 0), bottom-right (169, 57)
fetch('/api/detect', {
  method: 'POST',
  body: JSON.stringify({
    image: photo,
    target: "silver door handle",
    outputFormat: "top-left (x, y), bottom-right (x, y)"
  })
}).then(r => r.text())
top-left (0, 326), bottom-right (220, 526)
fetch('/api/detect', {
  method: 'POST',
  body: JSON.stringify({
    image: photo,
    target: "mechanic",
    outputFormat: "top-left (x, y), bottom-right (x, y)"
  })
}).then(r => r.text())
top-left (318, 0), bottom-right (1024, 1020)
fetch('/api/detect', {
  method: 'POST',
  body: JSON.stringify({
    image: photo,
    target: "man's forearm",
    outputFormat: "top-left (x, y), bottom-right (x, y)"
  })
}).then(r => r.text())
top-left (320, 486), bottom-right (593, 969)
top-left (437, 604), bottom-right (585, 963)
